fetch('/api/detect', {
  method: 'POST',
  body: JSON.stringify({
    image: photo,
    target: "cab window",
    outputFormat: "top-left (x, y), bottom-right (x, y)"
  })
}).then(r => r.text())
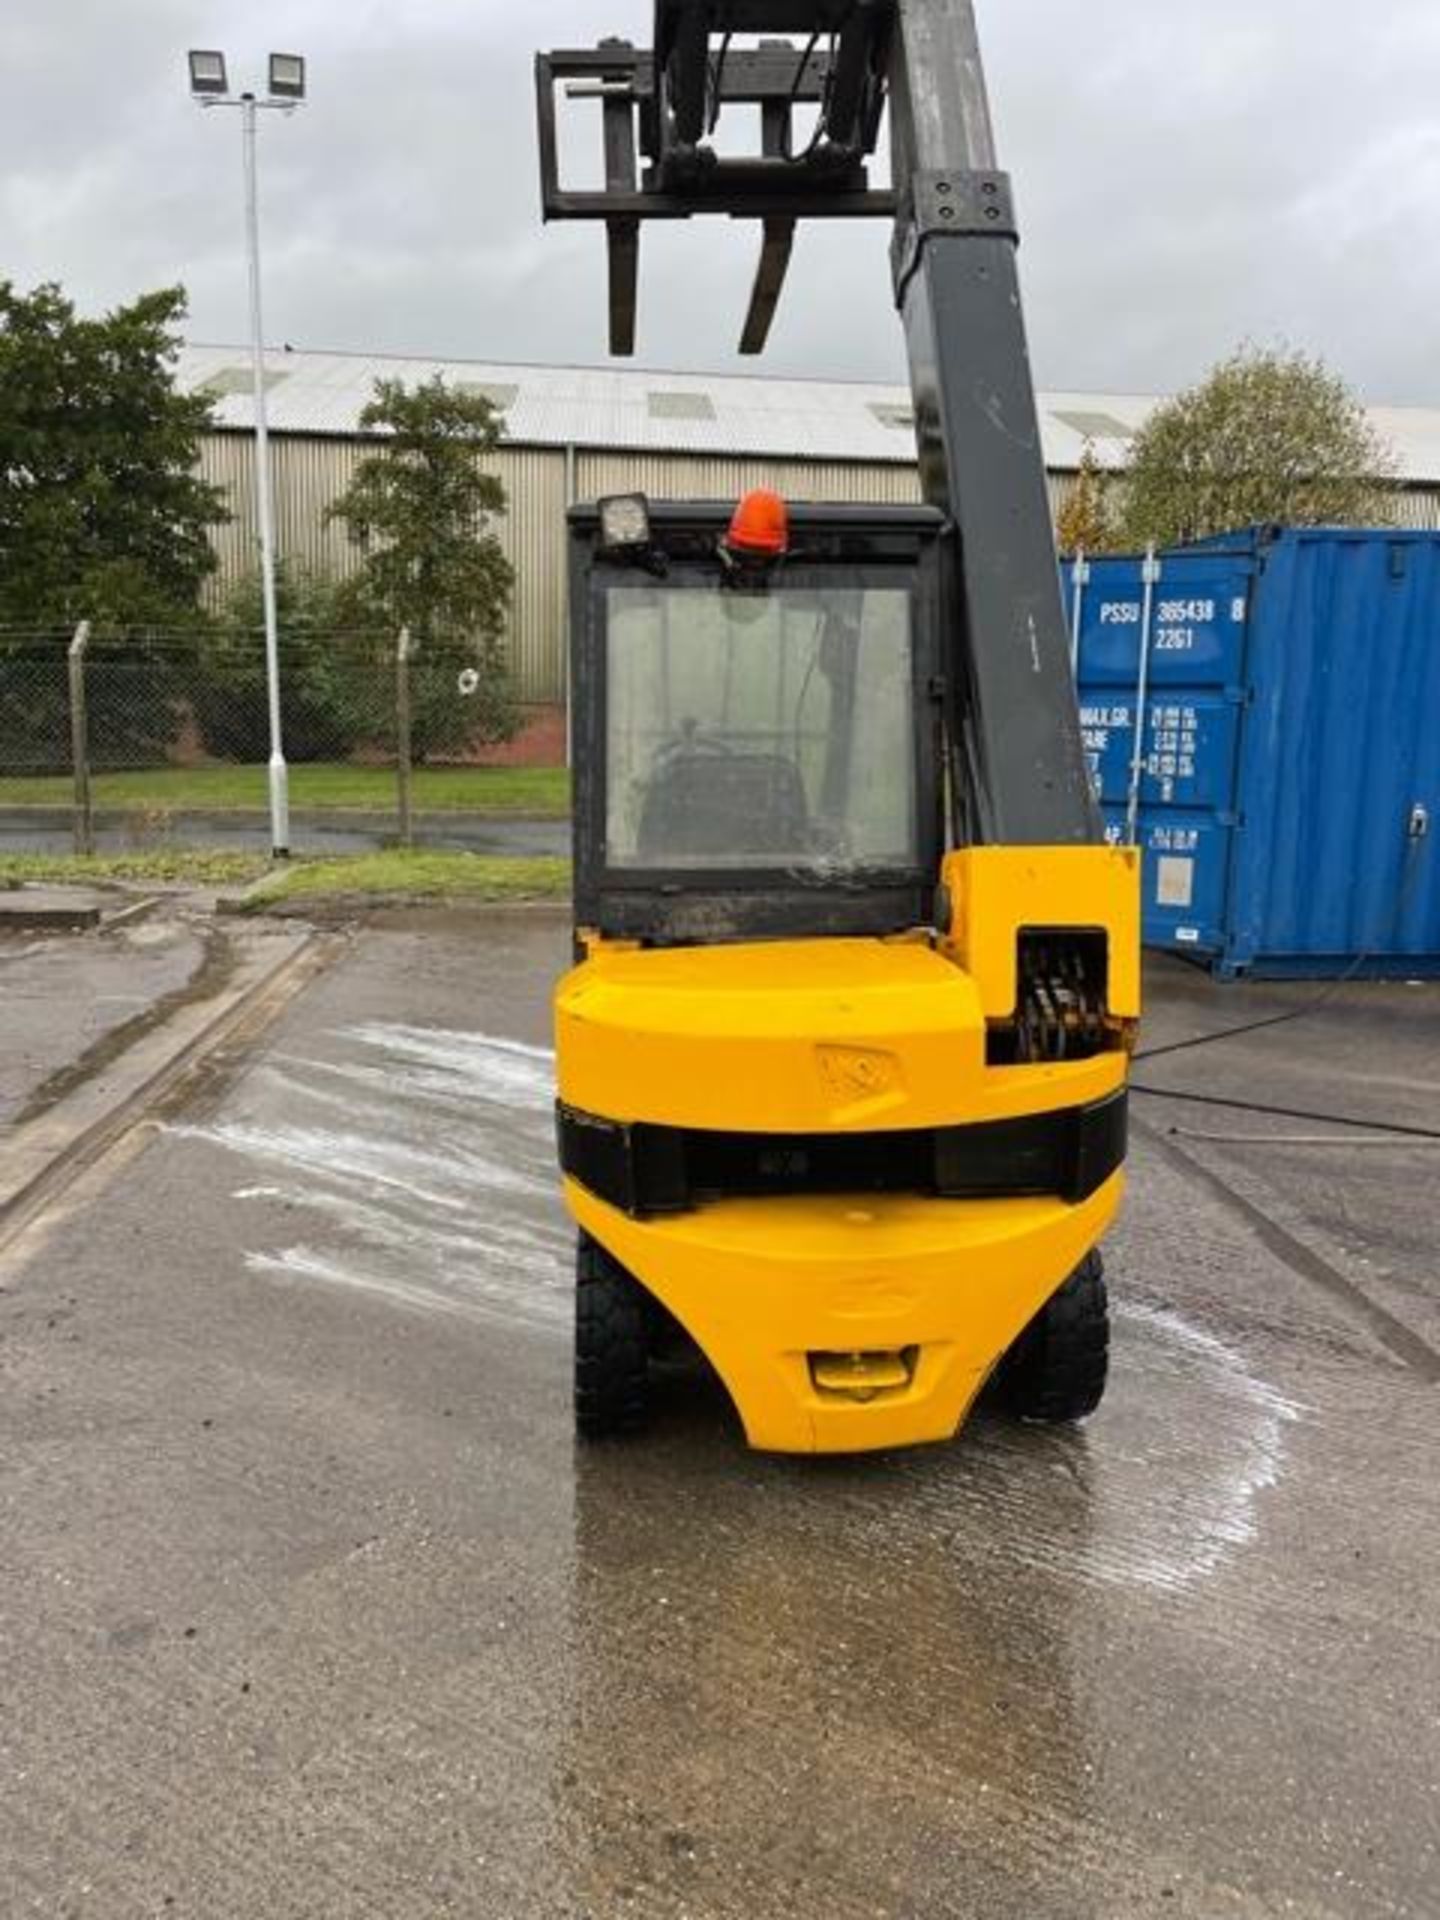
top-left (605, 583), bottom-right (916, 873)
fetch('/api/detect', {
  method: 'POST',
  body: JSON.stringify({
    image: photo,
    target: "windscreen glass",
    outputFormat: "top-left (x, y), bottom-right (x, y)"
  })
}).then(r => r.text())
top-left (605, 583), bottom-right (916, 872)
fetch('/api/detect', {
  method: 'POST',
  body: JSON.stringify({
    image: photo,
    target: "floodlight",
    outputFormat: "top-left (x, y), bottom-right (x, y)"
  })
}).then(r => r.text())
top-left (598, 494), bottom-right (651, 553)
top-left (268, 52), bottom-right (306, 101)
top-left (188, 49), bottom-right (229, 97)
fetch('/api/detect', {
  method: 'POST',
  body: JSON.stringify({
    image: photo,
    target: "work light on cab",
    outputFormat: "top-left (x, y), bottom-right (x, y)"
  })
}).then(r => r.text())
top-left (597, 493), bottom-right (652, 555)
top-left (725, 489), bottom-right (789, 560)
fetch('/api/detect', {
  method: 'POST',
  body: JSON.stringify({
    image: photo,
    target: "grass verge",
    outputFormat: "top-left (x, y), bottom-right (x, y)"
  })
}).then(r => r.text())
top-left (239, 852), bottom-right (571, 912)
top-left (0, 851), bottom-right (268, 890)
top-left (0, 763), bottom-right (571, 816)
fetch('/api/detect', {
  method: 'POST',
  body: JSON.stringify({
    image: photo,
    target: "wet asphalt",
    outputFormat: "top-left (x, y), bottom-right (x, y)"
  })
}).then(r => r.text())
top-left (1, 912), bottom-right (1437, 1918)
top-left (0, 912), bottom-right (207, 1129)
top-left (0, 809), bottom-right (570, 859)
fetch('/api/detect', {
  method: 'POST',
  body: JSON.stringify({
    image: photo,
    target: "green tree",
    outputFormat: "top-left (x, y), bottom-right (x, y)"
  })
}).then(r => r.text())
top-left (1055, 441), bottom-right (1118, 554)
top-left (0, 282), bottom-right (225, 629)
top-left (0, 283), bottom-right (226, 769)
top-left (194, 562), bottom-right (372, 763)
top-left (1119, 345), bottom-right (1397, 549)
top-left (328, 377), bottom-right (517, 756)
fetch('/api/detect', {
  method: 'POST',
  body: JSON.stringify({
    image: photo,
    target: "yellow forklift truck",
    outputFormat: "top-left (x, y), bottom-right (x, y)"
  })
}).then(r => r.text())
top-left (536, 1), bottom-right (1140, 1452)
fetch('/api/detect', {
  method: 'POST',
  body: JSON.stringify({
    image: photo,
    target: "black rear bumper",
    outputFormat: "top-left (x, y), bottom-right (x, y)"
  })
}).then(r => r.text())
top-left (558, 1089), bottom-right (1127, 1221)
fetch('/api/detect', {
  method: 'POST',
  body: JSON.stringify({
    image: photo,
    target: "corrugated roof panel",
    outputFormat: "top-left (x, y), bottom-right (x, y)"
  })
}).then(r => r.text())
top-left (868, 402), bottom-right (916, 432)
top-left (455, 380), bottom-right (519, 410)
top-left (1051, 408), bottom-right (1137, 443)
top-left (172, 346), bottom-right (1440, 481)
top-left (646, 389), bottom-right (718, 421)
top-left (200, 365), bottom-right (291, 398)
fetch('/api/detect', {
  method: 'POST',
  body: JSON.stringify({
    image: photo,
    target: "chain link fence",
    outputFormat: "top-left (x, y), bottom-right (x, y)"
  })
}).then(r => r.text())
top-left (0, 623), bottom-right (537, 858)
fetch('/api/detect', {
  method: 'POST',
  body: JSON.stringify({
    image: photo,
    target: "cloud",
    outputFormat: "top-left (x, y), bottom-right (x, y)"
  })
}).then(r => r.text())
top-left (2, 0), bottom-right (1437, 399)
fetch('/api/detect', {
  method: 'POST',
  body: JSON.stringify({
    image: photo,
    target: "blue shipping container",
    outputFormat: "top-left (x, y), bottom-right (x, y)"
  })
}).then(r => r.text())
top-left (1066, 527), bottom-right (1440, 977)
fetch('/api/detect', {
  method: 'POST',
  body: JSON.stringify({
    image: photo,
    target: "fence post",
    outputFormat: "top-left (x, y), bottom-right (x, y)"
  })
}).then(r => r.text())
top-left (68, 621), bottom-right (93, 857)
top-left (1125, 546), bottom-right (1161, 847)
top-left (395, 626), bottom-right (414, 850)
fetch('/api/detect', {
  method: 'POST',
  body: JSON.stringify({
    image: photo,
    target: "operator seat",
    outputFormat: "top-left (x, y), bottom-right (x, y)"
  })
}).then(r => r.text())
top-left (636, 745), bottom-right (810, 859)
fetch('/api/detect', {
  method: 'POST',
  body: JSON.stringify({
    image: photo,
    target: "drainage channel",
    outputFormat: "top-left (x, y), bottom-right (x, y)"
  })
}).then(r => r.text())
top-left (14, 920), bottom-right (242, 1129)
top-left (0, 931), bottom-right (335, 1261)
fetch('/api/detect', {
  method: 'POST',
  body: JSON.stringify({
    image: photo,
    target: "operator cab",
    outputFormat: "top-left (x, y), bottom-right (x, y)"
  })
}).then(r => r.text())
top-left (569, 494), bottom-right (947, 946)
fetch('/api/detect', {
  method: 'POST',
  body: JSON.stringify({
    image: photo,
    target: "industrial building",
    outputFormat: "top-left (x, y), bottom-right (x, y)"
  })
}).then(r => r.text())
top-left (179, 343), bottom-right (1440, 712)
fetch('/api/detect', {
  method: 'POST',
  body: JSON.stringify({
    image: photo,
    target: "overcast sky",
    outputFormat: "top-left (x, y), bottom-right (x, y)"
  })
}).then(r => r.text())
top-left (4, 1), bottom-right (1438, 399)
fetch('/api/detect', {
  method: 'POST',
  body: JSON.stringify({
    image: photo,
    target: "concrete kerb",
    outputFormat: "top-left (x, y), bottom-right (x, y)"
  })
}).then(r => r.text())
top-left (214, 868), bottom-right (288, 917)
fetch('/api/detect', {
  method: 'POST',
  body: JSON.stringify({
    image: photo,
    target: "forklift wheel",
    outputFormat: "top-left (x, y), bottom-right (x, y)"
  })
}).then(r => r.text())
top-left (575, 1236), bottom-right (651, 1438)
top-left (999, 1251), bottom-right (1109, 1424)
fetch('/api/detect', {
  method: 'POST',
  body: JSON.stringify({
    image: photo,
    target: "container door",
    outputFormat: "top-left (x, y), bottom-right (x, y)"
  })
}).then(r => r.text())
top-left (1222, 531), bottom-right (1440, 975)
top-left (1068, 549), bottom-right (1254, 958)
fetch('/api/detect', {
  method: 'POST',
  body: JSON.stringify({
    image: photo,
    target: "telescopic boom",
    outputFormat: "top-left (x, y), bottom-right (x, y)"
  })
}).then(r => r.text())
top-left (536, 0), bottom-right (1098, 846)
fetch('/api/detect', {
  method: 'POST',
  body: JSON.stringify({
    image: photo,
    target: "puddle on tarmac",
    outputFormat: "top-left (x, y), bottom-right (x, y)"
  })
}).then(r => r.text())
top-left (175, 1023), bottom-right (571, 1331)
top-left (899, 1300), bottom-right (1300, 1596)
top-left (177, 1023), bottom-right (1300, 1596)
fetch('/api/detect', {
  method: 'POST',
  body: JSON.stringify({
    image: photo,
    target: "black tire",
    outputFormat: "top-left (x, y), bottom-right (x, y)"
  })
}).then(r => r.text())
top-left (998, 1250), bottom-right (1109, 1424)
top-left (574, 1235), bottom-right (651, 1438)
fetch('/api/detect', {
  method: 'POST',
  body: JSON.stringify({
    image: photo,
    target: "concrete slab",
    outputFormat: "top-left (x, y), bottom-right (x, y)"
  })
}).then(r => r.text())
top-left (0, 884), bottom-right (107, 930)
top-left (0, 920), bottom-right (1434, 1918)
top-left (0, 909), bottom-right (208, 1127)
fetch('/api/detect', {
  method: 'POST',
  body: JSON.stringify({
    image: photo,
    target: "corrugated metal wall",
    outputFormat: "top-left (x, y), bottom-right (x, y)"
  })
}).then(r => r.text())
top-left (1386, 487), bottom-right (1440, 530)
top-left (198, 430), bottom-right (1440, 703)
top-left (201, 436), bottom-right (574, 700)
top-left (572, 450), bottom-right (923, 505)
top-left (199, 434), bottom-right (929, 703)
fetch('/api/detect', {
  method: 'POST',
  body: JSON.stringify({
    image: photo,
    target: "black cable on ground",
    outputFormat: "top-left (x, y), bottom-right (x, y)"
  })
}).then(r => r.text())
top-left (1129, 1082), bottom-right (1440, 1142)
top-left (1133, 961), bottom-right (1367, 1065)
top-left (1133, 995), bottom-right (1344, 1065)
top-left (1135, 840), bottom-right (1427, 1067)
top-left (1168, 1129), bottom-right (1440, 1147)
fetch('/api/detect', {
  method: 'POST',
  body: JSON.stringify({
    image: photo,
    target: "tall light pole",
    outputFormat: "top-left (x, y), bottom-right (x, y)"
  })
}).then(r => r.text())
top-left (189, 50), bottom-right (306, 860)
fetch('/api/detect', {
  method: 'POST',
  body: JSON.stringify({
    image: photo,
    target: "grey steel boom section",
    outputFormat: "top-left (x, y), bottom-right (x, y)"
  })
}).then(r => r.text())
top-left (535, 0), bottom-right (1100, 847)
top-left (887, 0), bottom-right (1096, 843)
